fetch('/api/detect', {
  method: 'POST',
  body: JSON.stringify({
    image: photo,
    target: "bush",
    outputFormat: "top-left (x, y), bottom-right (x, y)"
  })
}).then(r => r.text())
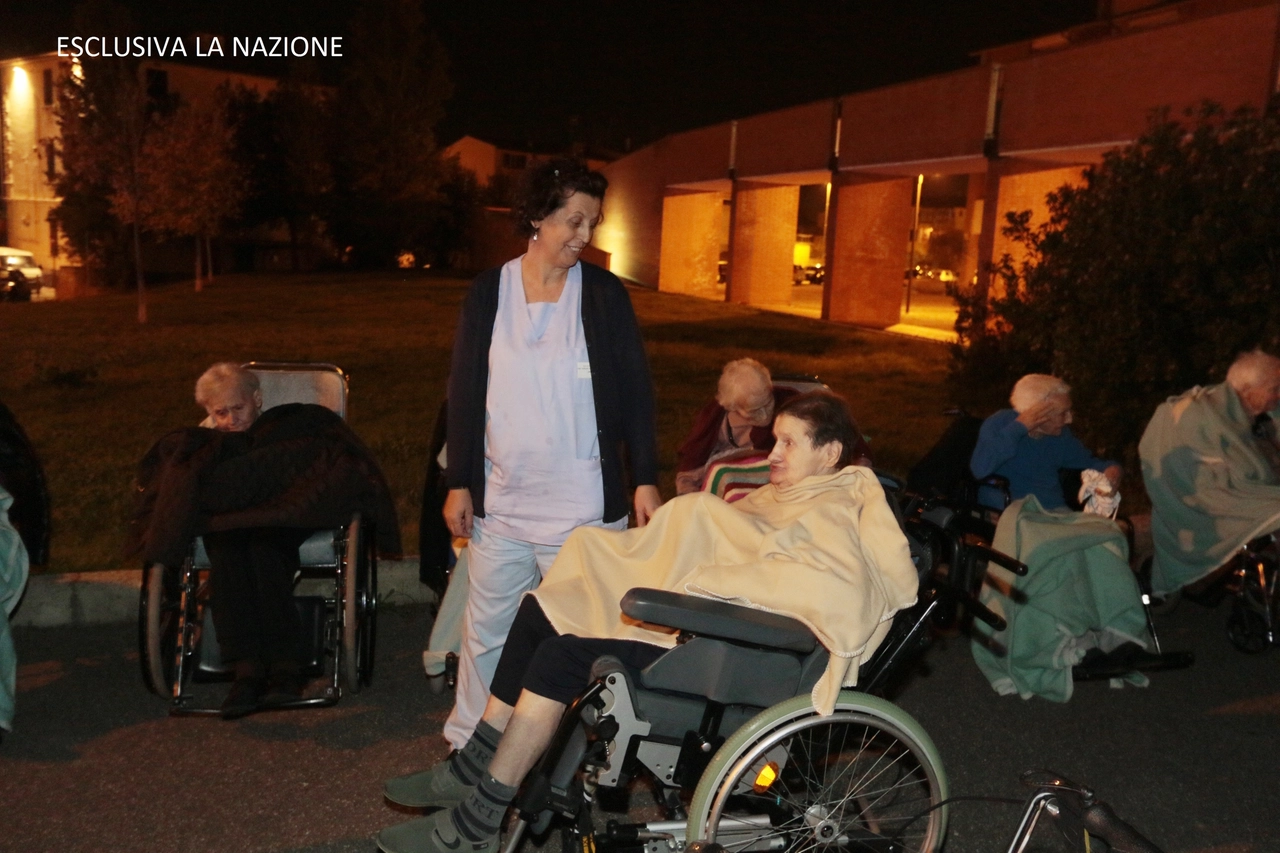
top-left (951, 99), bottom-right (1280, 465)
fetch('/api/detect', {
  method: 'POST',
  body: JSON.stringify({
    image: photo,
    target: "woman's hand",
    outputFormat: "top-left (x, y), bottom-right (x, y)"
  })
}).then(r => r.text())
top-left (633, 485), bottom-right (662, 527)
top-left (443, 488), bottom-right (475, 538)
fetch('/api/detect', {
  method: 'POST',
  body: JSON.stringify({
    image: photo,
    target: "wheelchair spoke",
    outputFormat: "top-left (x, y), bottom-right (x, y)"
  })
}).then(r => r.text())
top-left (698, 707), bottom-right (945, 853)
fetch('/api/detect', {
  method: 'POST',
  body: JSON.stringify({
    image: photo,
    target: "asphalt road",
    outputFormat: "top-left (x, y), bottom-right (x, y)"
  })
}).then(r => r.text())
top-left (3, 596), bottom-right (1277, 853)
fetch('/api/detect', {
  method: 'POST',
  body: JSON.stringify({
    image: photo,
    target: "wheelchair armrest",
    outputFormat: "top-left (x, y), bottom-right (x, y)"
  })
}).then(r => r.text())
top-left (620, 588), bottom-right (817, 654)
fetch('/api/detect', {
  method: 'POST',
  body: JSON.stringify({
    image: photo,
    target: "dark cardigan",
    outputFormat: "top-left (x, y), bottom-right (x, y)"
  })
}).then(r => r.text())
top-left (445, 261), bottom-right (659, 525)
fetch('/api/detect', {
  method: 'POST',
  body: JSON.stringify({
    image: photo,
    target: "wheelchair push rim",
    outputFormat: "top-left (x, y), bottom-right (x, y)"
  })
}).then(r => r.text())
top-left (341, 514), bottom-right (377, 692)
top-left (139, 561), bottom-right (199, 697)
top-left (687, 691), bottom-right (949, 853)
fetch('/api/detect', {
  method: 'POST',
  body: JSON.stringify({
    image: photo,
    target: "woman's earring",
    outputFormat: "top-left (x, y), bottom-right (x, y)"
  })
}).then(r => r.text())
top-left (533, 231), bottom-right (539, 241)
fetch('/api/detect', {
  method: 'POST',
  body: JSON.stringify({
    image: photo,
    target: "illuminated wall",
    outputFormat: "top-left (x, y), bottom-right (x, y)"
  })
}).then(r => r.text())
top-left (827, 177), bottom-right (914, 328)
top-left (727, 182), bottom-right (798, 307)
top-left (2, 56), bottom-right (62, 267)
top-left (657, 189), bottom-right (724, 297)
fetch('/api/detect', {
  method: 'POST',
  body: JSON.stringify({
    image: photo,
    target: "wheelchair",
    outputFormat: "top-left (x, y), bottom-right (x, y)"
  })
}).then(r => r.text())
top-left (137, 362), bottom-right (378, 714)
top-left (906, 409), bottom-right (1191, 679)
top-left (491, 475), bottom-right (1013, 853)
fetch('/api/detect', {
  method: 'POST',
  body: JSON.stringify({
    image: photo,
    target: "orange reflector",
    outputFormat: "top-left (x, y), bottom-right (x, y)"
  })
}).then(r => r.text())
top-left (752, 762), bottom-right (779, 794)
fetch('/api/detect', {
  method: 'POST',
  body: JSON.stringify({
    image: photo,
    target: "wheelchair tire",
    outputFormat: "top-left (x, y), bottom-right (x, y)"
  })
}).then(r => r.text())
top-left (341, 515), bottom-right (378, 692)
top-left (687, 691), bottom-right (948, 853)
top-left (1227, 598), bottom-right (1270, 654)
top-left (138, 562), bottom-right (190, 697)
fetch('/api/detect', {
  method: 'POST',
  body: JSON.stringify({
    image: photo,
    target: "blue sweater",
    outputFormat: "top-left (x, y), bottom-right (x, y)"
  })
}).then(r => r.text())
top-left (970, 409), bottom-right (1115, 510)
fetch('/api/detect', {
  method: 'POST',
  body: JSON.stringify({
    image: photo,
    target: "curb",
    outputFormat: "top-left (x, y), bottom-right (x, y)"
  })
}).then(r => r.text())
top-left (12, 558), bottom-right (437, 629)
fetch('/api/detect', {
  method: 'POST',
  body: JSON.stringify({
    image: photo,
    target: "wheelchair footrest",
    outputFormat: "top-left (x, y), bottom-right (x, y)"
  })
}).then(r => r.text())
top-left (1072, 647), bottom-right (1195, 681)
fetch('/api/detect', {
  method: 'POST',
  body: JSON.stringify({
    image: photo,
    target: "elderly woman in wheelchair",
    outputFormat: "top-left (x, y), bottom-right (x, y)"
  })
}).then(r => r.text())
top-left (133, 362), bottom-right (399, 718)
top-left (378, 391), bottom-right (930, 853)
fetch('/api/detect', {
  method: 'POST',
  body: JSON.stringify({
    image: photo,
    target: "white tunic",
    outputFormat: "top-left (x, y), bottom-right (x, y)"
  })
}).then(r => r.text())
top-left (481, 257), bottom-right (603, 545)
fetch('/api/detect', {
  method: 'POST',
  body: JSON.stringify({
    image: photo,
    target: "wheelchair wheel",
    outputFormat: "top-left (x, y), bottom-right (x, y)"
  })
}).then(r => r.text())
top-left (1227, 598), bottom-right (1270, 653)
top-left (687, 691), bottom-right (948, 853)
top-left (340, 515), bottom-right (378, 692)
top-left (138, 562), bottom-right (194, 697)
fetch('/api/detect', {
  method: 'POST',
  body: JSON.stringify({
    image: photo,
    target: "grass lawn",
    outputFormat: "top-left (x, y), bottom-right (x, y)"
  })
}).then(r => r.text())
top-left (1, 271), bottom-right (954, 573)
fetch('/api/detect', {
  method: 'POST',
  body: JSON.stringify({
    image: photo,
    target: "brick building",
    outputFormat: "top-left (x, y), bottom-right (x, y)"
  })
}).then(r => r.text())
top-left (592, 0), bottom-right (1280, 331)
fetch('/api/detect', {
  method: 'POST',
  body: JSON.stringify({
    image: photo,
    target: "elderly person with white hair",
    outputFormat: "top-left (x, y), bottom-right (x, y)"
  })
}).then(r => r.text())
top-left (131, 363), bottom-right (401, 720)
top-left (1140, 349), bottom-right (1280, 596)
top-left (675, 359), bottom-right (871, 495)
top-left (194, 363), bottom-right (318, 718)
top-left (970, 374), bottom-right (1121, 511)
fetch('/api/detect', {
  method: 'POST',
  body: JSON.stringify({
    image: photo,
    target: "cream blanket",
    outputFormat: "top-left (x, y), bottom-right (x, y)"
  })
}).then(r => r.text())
top-left (531, 466), bottom-right (919, 714)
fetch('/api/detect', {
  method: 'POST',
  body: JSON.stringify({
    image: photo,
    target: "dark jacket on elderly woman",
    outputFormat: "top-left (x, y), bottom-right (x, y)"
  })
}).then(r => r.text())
top-left (128, 403), bottom-right (401, 567)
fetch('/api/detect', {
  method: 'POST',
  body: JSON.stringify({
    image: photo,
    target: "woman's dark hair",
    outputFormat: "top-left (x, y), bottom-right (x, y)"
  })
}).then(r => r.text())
top-left (513, 157), bottom-right (608, 238)
top-left (776, 390), bottom-right (861, 468)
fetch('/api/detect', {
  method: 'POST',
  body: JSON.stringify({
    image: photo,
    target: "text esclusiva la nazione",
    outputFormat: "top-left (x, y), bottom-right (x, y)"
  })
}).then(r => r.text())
top-left (56, 35), bottom-right (343, 59)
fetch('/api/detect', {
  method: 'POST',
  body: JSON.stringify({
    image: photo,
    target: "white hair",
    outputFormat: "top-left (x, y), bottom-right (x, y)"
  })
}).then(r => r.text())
top-left (195, 362), bottom-right (259, 407)
top-left (716, 358), bottom-right (773, 410)
top-left (1226, 349), bottom-right (1280, 393)
top-left (1009, 373), bottom-right (1070, 413)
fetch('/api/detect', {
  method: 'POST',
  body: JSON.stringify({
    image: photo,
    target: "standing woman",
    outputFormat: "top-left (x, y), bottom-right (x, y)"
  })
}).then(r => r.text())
top-left (430, 158), bottom-right (660, 765)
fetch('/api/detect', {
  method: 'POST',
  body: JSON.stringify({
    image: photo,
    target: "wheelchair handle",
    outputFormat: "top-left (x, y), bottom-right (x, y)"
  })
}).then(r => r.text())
top-left (973, 542), bottom-right (1028, 576)
top-left (962, 592), bottom-right (1007, 632)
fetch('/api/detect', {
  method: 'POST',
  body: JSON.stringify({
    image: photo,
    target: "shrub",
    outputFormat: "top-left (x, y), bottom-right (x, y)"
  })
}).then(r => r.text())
top-left (951, 99), bottom-right (1280, 465)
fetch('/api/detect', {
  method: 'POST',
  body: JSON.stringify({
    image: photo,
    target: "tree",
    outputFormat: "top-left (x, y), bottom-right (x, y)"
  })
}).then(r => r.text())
top-left (136, 90), bottom-right (246, 290)
top-left (950, 100), bottom-right (1280, 466)
top-left (228, 81), bottom-right (334, 272)
top-left (329, 0), bottom-right (452, 267)
top-left (53, 1), bottom-right (167, 322)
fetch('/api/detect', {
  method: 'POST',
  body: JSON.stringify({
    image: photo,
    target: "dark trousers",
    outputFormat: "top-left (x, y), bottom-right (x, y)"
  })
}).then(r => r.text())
top-left (204, 527), bottom-right (314, 668)
top-left (490, 596), bottom-right (665, 706)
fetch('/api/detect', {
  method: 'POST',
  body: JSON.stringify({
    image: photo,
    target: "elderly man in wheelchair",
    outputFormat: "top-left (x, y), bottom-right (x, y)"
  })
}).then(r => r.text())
top-left (1140, 349), bottom-right (1280, 650)
top-left (379, 391), bottom-right (939, 853)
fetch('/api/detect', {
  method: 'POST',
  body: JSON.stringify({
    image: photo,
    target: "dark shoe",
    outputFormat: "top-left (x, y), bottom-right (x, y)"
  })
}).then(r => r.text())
top-left (221, 677), bottom-right (266, 720)
top-left (377, 810), bottom-right (499, 853)
top-left (261, 656), bottom-right (307, 707)
top-left (384, 753), bottom-right (474, 809)
top-left (1182, 578), bottom-right (1227, 607)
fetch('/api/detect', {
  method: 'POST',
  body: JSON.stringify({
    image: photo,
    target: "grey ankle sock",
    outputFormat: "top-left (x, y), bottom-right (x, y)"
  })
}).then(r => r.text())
top-left (452, 774), bottom-right (518, 842)
top-left (449, 719), bottom-right (503, 786)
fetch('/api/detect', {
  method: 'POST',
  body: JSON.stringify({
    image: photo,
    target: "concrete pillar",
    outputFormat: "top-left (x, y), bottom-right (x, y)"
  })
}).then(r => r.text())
top-left (826, 176), bottom-right (914, 328)
top-left (958, 172), bottom-right (985, 294)
top-left (988, 164), bottom-right (1086, 269)
top-left (657, 190), bottom-right (725, 297)
top-left (727, 181), bottom-right (798, 307)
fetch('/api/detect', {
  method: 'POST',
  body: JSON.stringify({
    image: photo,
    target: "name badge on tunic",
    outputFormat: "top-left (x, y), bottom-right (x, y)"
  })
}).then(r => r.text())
top-left (577, 362), bottom-right (592, 379)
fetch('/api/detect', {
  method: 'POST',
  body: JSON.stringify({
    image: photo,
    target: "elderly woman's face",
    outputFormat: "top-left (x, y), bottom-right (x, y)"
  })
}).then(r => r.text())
top-left (729, 383), bottom-right (775, 429)
top-left (767, 413), bottom-right (841, 489)
top-left (531, 192), bottom-right (602, 268)
top-left (204, 383), bottom-right (261, 432)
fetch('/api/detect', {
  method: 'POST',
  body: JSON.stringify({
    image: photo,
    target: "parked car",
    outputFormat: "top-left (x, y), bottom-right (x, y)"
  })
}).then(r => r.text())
top-left (936, 269), bottom-right (958, 283)
top-left (1, 248), bottom-right (41, 302)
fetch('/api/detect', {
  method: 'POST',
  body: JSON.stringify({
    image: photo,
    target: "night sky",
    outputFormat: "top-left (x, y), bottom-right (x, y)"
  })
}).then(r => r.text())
top-left (4, 0), bottom-right (1097, 153)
